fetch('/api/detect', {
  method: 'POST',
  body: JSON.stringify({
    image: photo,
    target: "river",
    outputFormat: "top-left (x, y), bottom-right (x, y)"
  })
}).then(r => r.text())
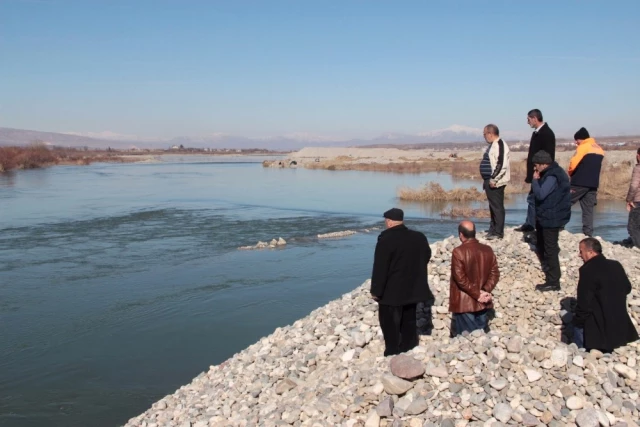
top-left (0, 155), bottom-right (630, 426)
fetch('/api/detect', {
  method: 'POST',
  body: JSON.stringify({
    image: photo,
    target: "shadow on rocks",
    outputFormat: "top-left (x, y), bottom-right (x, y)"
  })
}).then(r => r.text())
top-left (417, 297), bottom-right (434, 336)
top-left (560, 296), bottom-right (577, 344)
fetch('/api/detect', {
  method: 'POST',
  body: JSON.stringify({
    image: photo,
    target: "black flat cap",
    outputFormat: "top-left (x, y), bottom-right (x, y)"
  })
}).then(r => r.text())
top-left (532, 150), bottom-right (553, 165)
top-left (383, 208), bottom-right (404, 221)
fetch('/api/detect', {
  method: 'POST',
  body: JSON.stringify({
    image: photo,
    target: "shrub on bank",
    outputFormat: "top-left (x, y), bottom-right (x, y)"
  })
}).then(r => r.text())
top-left (0, 145), bottom-right (57, 172)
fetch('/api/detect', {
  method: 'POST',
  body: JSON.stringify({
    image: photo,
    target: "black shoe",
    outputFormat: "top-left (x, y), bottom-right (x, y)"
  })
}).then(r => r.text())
top-left (523, 233), bottom-right (537, 244)
top-left (515, 224), bottom-right (535, 232)
top-left (486, 234), bottom-right (503, 240)
top-left (535, 283), bottom-right (560, 292)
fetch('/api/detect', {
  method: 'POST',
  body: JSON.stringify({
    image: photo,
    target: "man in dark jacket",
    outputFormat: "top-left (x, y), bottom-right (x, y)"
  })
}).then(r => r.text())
top-left (370, 208), bottom-right (432, 356)
top-left (449, 221), bottom-right (500, 336)
top-left (516, 109), bottom-right (556, 233)
top-left (572, 238), bottom-right (638, 352)
top-left (568, 127), bottom-right (604, 237)
top-left (531, 150), bottom-right (571, 292)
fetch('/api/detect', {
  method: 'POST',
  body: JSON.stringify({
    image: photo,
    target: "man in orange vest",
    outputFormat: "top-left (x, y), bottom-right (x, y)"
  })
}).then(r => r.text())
top-left (567, 127), bottom-right (604, 237)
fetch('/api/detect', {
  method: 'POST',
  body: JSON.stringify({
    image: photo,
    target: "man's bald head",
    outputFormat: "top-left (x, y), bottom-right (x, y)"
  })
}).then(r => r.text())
top-left (458, 220), bottom-right (476, 241)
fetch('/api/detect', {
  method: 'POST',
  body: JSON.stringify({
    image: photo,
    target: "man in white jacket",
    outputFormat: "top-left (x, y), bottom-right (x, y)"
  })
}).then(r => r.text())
top-left (480, 124), bottom-right (510, 240)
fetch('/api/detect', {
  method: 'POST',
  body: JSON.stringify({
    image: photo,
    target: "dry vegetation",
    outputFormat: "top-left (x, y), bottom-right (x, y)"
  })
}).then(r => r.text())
top-left (0, 145), bottom-right (146, 172)
top-left (402, 157), bottom-right (633, 201)
top-left (306, 158), bottom-right (452, 173)
top-left (440, 206), bottom-right (491, 219)
top-left (398, 182), bottom-right (485, 202)
top-left (597, 159), bottom-right (635, 200)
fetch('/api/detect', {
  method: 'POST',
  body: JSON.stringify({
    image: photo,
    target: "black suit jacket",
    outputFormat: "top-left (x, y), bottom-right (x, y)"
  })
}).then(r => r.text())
top-left (526, 123), bottom-right (556, 183)
top-left (573, 255), bottom-right (639, 351)
top-left (370, 224), bottom-right (433, 306)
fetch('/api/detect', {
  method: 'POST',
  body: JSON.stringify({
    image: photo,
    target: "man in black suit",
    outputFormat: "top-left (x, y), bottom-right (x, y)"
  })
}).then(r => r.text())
top-left (516, 109), bottom-right (556, 233)
top-left (572, 238), bottom-right (638, 352)
top-left (370, 208), bottom-right (432, 356)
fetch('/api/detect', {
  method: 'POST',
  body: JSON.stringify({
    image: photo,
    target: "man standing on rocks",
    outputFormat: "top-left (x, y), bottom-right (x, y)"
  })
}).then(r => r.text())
top-left (572, 237), bottom-right (639, 352)
top-left (516, 109), bottom-right (556, 234)
top-left (480, 124), bottom-right (510, 240)
top-left (449, 221), bottom-right (500, 335)
top-left (567, 127), bottom-right (604, 237)
top-left (370, 208), bottom-right (433, 356)
top-left (531, 150), bottom-right (571, 292)
top-left (625, 147), bottom-right (640, 248)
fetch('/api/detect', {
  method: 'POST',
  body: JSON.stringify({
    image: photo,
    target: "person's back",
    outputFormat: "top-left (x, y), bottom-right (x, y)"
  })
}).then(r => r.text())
top-left (568, 137), bottom-right (604, 189)
top-left (370, 208), bottom-right (432, 356)
top-left (449, 239), bottom-right (499, 313)
top-left (573, 240), bottom-right (639, 352)
top-left (372, 225), bottom-right (432, 306)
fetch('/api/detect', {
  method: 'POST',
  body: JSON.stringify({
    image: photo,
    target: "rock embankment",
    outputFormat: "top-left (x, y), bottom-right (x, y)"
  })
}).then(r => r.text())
top-left (125, 229), bottom-right (640, 427)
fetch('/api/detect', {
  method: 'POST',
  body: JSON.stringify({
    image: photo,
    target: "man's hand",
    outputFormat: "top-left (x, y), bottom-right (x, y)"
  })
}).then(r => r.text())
top-left (533, 171), bottom-right (540, 180)
top-left (478, 291), bottom-right (492, 304)
top-left (627, 201), bottom-right (635, 212)
top-left (371, 294), bottom-right (380, 302)
top-left (489, 181), bottom-right (497, 188)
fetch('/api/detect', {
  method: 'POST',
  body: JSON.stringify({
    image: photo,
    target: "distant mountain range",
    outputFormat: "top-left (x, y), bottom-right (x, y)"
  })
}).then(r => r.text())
top-left (3, 125), bottom-right (636, 151)
top-left (0, 125), bottom-right (523, 150)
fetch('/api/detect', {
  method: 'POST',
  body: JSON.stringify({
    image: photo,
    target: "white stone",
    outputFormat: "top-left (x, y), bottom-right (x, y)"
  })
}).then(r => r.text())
top-left (525, 369), bottom-right (542, 382)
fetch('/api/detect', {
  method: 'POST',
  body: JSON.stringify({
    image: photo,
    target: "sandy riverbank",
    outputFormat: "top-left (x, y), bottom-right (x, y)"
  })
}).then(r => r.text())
top-left (285, 147), bottom-right (635, 168)
top-left (264, 147), bottom-right (637, 201)
top-left (124, 229), bottom-right (640, 427)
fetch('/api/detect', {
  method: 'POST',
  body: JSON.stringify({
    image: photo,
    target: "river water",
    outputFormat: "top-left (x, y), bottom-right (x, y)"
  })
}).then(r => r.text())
top-left (0, 155), bottom-right (630, 427)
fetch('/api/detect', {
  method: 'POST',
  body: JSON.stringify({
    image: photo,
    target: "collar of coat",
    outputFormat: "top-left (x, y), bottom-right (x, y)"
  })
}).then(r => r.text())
top-left (381, 224), bottom-right (407, 235)
top-left (582, 253), bottom-right (605, 267)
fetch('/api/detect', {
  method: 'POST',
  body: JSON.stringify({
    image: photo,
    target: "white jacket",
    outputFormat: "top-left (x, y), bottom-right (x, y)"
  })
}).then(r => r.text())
top-left (480, 138), bottom-right (510, 187)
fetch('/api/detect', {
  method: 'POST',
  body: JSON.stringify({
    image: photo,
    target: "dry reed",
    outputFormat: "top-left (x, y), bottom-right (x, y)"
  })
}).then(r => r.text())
top-left (440, 207), bottom-right (491, 219)
top-left (0, 145), bottom-right (144, 172)
top-left (398, 182), bottom-right (485, 202)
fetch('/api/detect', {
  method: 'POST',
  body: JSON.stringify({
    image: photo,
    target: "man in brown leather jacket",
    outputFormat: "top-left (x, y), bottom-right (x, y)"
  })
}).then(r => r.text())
top-left (449, 221), bottom-right (500, 335)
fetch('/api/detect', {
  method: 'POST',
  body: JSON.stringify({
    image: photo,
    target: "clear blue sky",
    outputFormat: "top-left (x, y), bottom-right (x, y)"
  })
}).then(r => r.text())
top-left (1, 0), bottom-right (639, 139)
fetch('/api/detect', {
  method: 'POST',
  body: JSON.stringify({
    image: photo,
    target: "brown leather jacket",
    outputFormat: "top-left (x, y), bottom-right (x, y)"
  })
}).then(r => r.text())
top-left (449, 238), bottom-right (500, 313)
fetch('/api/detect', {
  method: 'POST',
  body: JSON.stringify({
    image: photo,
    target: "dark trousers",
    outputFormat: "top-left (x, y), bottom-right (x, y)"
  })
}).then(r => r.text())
top-left (484, 180), bottom-right (505, 236)
top-left (572, 326), bottom-right (611, 353)
top-left (378, 303), bottom-right (418, 356)
top-left (525, 190), bottom-right (536, 228)
top-left (570, 185), bottom-right (597, 236)
top-left (452, 310), bottom-right (489, 336)
top-left (535, 221), bottom-right (561, 286)
top-left (573, 326), bottom-right (585, 349)
top-left (628, 205), bottom-right (640, 249)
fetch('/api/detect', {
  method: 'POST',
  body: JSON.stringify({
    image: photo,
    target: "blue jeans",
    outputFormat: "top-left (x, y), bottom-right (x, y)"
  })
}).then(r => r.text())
top-left (526, 190), bottom-right (536, 228)
top-left (453, 310), bottom-right (488, 336)
top-left (573, 326), bottom-right (585, 349)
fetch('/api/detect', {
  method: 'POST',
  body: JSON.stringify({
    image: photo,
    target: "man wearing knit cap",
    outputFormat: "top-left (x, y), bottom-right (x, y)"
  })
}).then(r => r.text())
top-left (371, 208), bottom-right (433, 356)
top-left (531, 150), bottom-right (571, 292)
top-left (568, 127), bottom-right (604, 237)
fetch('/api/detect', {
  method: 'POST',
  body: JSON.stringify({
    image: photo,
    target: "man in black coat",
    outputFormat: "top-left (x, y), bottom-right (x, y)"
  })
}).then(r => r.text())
top-left (572, 238), bottom-right (639, 352)
top-left (516, 109), bottom-right (556, 233)
top-left (370, 208), bottom-right (432, 356)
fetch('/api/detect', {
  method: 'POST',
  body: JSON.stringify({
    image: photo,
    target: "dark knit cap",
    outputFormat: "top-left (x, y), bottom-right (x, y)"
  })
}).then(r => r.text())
top-left (383, 208), bottom-right (404, 221)
top-left (574, 127), bottom-right (590, 141)
top-left (532, 150), bottom-right (553, 165)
